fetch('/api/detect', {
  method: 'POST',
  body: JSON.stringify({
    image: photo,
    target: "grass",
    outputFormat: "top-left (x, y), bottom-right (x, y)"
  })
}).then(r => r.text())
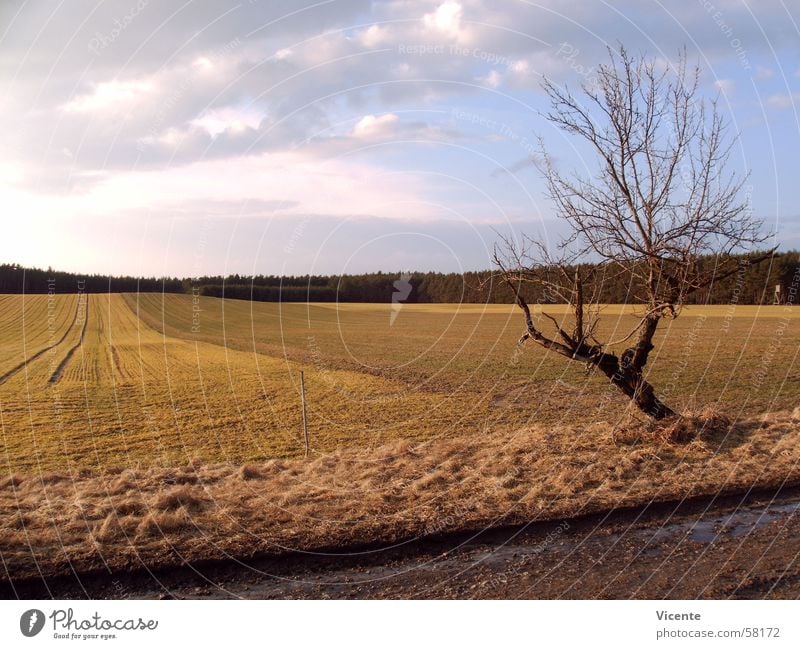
top-left (0, 292), bottom-right (798, 579)
top-left (0, 294), bottom-right (77, 380)
top-left (1, 408), bottom-right (798, 580)
top-left (132, 292), bottom-right (800, 418)
top-left (0, 294), bottom-right (797, 475)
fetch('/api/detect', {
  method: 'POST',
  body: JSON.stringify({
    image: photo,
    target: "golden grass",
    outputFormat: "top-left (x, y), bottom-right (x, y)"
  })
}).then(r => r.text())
top-left (0, 293), bottom-right (797, 476)
top-left (133, 293), bottom-right (800, 417)
top-left (1, 408), bottom-right (798, 580)
top-left (0, 295), bottom-right (474, 472)
top-left (0, 294), bottom-right (77, 379)
top-left (1, 293), bottom-right (795, 579)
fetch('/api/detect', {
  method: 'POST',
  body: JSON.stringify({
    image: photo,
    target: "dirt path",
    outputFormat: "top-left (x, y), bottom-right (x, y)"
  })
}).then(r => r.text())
top-left (4, 486), bottom-right (800, 599)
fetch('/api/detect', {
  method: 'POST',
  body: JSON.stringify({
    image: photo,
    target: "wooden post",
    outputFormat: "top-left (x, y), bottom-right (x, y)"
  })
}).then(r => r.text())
top-left (300, 371), bottom-right (309, 457)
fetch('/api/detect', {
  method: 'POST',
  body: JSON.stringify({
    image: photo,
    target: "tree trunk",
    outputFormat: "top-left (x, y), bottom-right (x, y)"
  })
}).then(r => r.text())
top-left (501, 282), bottom-right (676, 420)
top-left (620, 371), bottom-right (674, 419)
top-left (594, 351), bottom-right (674, 419)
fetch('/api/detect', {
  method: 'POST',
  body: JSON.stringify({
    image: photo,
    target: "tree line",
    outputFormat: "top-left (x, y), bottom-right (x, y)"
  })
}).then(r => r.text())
top-left (1, 250), bottom-right (797, 305)
top-left (0, 264), bottom-right (183, 294)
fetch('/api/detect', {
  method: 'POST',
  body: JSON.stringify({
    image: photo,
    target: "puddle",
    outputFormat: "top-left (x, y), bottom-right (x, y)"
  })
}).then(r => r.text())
top-left (144, 494), bottom-right (800, 598)
top-left (423, 496), bottom-right (800, 573)
top-left (684, 499), bottom-right (800, 542)
top-left (633, 497), bottom-right (800, 545)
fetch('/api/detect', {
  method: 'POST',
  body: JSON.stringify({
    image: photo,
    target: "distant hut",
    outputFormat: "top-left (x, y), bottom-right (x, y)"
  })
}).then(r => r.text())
top-left (774, 266), bottom-right (800, 305)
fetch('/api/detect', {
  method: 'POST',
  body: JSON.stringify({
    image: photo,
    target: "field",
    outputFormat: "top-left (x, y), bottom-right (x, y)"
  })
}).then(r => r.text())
top-left (0, 293), bottom-right (798, 581)
top-left (0, 293), bottom-right (797, 473)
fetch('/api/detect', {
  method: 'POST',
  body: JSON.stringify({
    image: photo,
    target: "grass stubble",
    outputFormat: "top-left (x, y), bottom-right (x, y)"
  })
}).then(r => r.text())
top-left (0, 294), bottom-right (798, 579)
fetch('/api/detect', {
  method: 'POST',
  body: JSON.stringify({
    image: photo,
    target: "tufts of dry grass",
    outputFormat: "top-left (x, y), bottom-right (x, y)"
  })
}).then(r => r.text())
top-left (663, 407), bottom-right (733, 443)
top-left (0, 475), bottom-right (23, 489)
top-left (1, 410), bottom-right (799, 581)
top-left (152, 486), bottom-right (210, 514)
top-left (613, 407), bottom-right (732, 444)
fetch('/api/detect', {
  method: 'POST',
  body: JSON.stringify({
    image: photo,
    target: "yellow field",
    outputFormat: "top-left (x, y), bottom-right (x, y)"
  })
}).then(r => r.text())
top-left (0, 293), bottom-right (797, 475)
top-left (0, 293), bottom-right (799, 580)
top-left (0, 294), bottom-right (77, 380)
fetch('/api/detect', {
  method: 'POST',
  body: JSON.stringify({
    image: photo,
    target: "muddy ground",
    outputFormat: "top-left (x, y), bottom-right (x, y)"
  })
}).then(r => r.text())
top-left (3, 486), bottom-right (799, 599)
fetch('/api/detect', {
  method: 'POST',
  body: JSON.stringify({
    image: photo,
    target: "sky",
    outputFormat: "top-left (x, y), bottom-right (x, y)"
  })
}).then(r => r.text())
top-left (0, 0), bottom-right (798, 278)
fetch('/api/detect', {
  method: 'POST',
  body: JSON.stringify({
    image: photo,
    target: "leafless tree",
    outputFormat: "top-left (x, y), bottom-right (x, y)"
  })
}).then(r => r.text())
top-left (494, 47), bottom-right (772, 420)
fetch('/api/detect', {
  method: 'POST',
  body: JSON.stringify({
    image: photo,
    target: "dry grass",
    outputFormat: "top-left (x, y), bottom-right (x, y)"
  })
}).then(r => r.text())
top-left (612, 406), bottom-right (734, 444)
top-left (1, 294), bottom-right (797, 475)
top-left (2, 409), bottom-right (798, 580)
top-left (1, 294), bottom-right (798, 580)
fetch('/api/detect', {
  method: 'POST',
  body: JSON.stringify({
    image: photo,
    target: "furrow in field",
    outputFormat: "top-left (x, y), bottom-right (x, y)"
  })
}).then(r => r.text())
top-left (0, 295), bottom-right (74, 371)
top-left (55, 294), bottom-right (111, 384)
top-left (47, 294), bottom-right (89, 384)
top-left (108, 294), bottom-right (204, 385)
top-left (96, 293), bottom-right (141, 383)
top-left (0, 295), bottom-right (79, 386)
top-left (52, 294), bottom-right (234, 387)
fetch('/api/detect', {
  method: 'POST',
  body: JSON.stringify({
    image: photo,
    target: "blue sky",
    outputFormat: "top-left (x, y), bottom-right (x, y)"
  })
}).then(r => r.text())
top-left (0, 0), bottom-right (797, 277)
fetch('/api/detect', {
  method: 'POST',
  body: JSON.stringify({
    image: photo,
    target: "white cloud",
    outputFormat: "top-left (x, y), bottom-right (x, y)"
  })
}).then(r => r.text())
top-left (62, 79), bottom-right (155, 113)
top-left (714, 78), bottom-right (735, 94)
top-left (423, 1), bottom-right (464, 38)
top-left (0, 162), bottom-right (25, 186)
top-left (191, 106), bottom-right (265, 137)
top-left (481, 69), bottom-right (503, 88)
top-left (1, 151), bottom-right (433, 224)
top-left (767, 92), bottom-right (799, 109)
top-left (481, 54), bottom-right (563, 90)
top-left (358, 24), bottom-right (389, 48)
top-left (352, 113), bottom-right (400, 138)
top-left (192, 57), bottom-right (215, 72)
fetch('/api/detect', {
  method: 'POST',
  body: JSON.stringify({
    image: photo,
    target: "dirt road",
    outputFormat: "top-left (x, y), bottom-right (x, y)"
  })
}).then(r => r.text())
top-left (3, 486), bottom-right (800, 599)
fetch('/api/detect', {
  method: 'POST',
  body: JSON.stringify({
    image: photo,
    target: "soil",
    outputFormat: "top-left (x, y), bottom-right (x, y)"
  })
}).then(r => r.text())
top-left (4, 485), bottom-right (800, 599)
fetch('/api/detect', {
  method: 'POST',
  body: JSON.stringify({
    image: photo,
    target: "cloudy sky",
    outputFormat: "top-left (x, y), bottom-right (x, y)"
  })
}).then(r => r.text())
top-left (0, 0), bottom-right (798, 277)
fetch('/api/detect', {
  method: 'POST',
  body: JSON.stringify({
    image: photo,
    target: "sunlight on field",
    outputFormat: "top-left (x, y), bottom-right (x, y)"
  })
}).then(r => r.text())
top-left (0, 293), bottom-right (797, 474)
top-left (319, 302), bottom-right (800, 317)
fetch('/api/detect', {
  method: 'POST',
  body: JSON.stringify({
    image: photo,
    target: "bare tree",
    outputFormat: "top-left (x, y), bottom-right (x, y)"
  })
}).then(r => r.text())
top-left (495, 46), bottom-right (771, 420)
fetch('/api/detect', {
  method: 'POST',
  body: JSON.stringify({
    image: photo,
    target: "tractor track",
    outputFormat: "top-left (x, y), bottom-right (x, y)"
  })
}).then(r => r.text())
top-left (0, 295), bottom-right (82, 386)
top-left (47, 294), bottom-right (89, 384)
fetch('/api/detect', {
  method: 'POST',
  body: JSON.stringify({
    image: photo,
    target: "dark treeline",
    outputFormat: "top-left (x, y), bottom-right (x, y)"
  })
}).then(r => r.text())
top-left (2, 250), bottom-right (798, 304)
top-left (0, 264), bottom-right (183, 294)
top-left (184, 250), bottom-right (800, 304)
top-left (198, 284), bottom-right (338, 302)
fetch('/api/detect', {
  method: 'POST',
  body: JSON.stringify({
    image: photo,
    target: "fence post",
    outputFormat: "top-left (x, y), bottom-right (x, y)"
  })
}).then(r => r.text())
top-left (301, 371), bottom-right (309, 457)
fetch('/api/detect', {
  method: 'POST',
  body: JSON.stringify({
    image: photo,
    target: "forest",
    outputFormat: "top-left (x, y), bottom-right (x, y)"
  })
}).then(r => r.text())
top-left (1, 249), bottom-right (797, 305)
